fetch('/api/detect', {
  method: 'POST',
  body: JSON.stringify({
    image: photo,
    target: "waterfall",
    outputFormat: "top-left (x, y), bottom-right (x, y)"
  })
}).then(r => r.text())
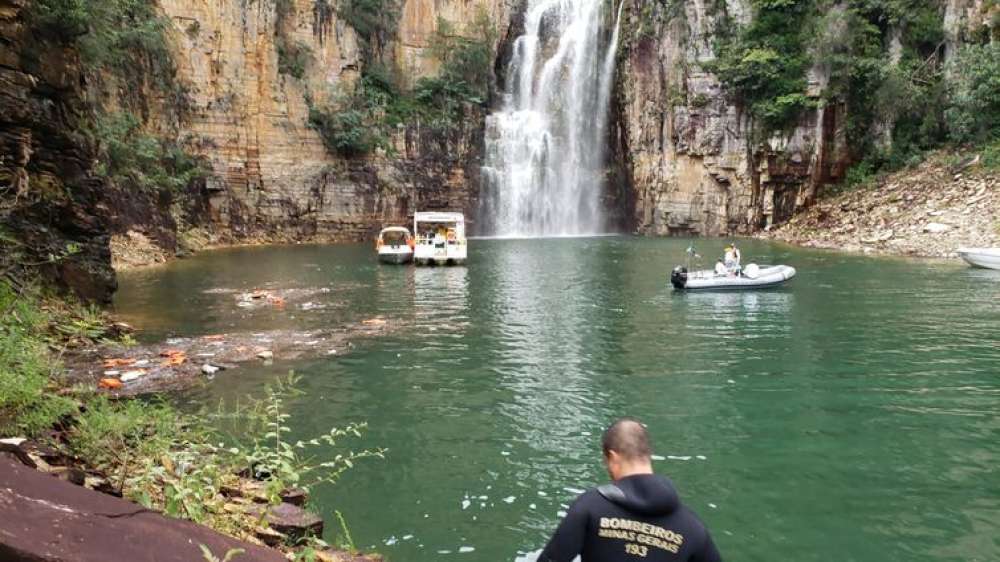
top-left (480, 0), bottom-right (624, 238)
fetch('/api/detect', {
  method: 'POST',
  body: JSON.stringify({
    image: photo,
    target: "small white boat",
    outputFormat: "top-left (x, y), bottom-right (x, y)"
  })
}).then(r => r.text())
top-left (376, 227), bottom-right (414, 264)
top-left (413, 212), bottom-right (467, 266)
top-left (671, 263), bottom-right (796, 291)
top-left (957, 247), bottom-right (1000, 270)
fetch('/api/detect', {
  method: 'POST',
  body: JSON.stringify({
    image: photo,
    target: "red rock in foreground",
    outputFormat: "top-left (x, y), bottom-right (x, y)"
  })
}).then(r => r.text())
top-left (0, 454), bottom-right (285, 562)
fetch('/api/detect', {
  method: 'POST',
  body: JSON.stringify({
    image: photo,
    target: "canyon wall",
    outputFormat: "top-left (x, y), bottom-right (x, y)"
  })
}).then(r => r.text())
top-left (158, 0), bottom-right (513, 242)
top-left (0, 0), bottom-right (116, 301)
top-left (613, 0), bottom-right (995, 237)
top-left (614, 0), bottom-right (847, 237)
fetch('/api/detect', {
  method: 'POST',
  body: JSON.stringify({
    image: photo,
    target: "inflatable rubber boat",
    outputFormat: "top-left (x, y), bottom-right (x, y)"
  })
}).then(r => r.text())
top-left (671, 263), bottom-right (796, 291)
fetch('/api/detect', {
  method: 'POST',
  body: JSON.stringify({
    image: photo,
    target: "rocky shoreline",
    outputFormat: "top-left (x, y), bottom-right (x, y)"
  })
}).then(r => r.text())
top-left (761, 153), bottom-right (999, 258)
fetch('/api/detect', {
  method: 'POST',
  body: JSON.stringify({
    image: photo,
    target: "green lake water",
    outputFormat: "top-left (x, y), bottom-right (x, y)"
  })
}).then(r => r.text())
top-left (114, 237), bottom-right (1000, 562)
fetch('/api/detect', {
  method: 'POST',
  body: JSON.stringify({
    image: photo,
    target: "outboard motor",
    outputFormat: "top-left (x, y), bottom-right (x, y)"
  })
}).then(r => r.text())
top-left (670, 266), bottom-right (688, 289)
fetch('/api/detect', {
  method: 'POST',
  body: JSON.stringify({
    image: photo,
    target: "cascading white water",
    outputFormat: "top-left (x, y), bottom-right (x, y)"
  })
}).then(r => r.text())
top-left (480, 0), bottom-right (624, 237)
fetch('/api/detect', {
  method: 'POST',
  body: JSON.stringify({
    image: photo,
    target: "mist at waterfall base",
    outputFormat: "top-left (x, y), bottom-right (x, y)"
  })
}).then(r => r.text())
top-left (480, 0), bottom-right (624, 238)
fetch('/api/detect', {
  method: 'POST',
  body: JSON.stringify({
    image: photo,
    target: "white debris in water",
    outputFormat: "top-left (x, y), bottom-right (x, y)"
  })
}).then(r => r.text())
top-left (667, 455), bottom-right (692, 461)
top-left (501, 451), bottom-right (511, 456)
top-left (651, 455), bottom-right (666, 461)
top-left (581, 431), bottom-right (591, 436)
top-left (327, 349), bottom-right (338, 355)
top-left (529, 504), bottom-right (537, 509)
top-left (503, 496), bottom-right (516, 504)
top-left (557, 511), bottom-right (567, 517)
top-left (727, 379), bottom-right (736, 384)
top-left (563, 487), bottom-right (585, 494)
top-left (120, 370), bottom-right (145, 382)
top-left (403, 535), bottom-right (414, 541)
top-left (708, 503), bottom-right (717, 509)
top-left (537, 491), bottom-right (547, 497)
top-left (384, 537), bottom-right (398, 546)
top-left (461, 499), bottom-right (471, 510)
top-left (696, 455), bottom-right (707, 460)
top-left (459, 546), bottom-right (475, 553)
top-left (437, 550), bottom-right (452, 554)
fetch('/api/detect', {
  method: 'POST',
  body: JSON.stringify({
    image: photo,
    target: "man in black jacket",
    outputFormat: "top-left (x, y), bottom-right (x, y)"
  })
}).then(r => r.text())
top-left (538, 418), bottom-right (722, 562)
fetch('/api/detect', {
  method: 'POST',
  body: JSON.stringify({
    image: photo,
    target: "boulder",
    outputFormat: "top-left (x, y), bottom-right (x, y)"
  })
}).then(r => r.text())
top-left (923, 222), bottom-right (952, 234)
top-left (264, 502), bottom-right (323, 541)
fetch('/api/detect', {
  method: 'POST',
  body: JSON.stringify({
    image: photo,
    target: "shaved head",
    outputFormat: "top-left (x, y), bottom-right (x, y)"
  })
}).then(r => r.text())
top-left (601, 418), bottom-right (652, 461)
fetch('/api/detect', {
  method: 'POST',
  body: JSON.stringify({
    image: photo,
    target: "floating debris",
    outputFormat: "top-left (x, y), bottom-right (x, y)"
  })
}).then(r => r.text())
top-left (119, 369), bottom-right (147, 382)
top-left (98, 378), bottom-right (123, 390)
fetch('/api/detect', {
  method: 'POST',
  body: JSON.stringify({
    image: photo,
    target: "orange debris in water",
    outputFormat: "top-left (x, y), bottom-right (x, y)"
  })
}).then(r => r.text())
top-left (102, 358), bottom-right (136, 368)
top-left (159, 349), bottom-right (187, 367)
top-left (99, 378), bottom-right (123, 390)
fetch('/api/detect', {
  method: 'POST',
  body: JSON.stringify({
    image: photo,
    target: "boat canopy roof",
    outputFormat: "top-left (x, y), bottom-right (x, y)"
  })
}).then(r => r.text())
top-left (413, 212), bottom-right (464, 224)
top-left (379, 226), bottom-right (411, 235)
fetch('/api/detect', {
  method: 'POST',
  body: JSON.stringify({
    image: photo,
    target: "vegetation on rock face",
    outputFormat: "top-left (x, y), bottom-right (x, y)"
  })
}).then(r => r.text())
top-left (944, 43), bottom-right (1000, 146)
top-left (310, 9), bottom-right (496, 157)
top-left (92, 113), bottom-right (207, 194)
top-left (25, 0), bottom-right (206, 196)
top-left (702, 0), bottom-right (1000, 186)
top-left (29, 0), bottom-right (178, 93)
top-left (336, 0), bottom-right (400, 56)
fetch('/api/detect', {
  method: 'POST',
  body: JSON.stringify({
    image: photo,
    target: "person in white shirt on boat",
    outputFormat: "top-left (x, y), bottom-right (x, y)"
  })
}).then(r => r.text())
top-left (714, 260), bottom-right (727, 276)
top-left (723, 243), bottom-right (742, 275)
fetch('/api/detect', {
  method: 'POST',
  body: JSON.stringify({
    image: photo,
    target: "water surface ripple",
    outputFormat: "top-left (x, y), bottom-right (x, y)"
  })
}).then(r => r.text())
top-left (114, 238), bottom-right (1000, 561)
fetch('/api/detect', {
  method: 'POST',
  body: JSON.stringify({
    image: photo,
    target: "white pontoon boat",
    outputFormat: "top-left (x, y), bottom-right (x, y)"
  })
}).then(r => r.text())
top-left (376, 227), bottom-right (414, 264)
top-left (413, 212), bottom-right (467, 266)
top-left (957, 247), bottom-right (1000, 270)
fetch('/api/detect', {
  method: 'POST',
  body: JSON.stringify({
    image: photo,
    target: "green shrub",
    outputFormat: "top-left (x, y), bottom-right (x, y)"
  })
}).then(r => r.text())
top-left (0, 281), bottom-right (77, 437)
top-left (277, 39), bottom-right (313, 79)
top-left (93, 113), bottom-right (207, 193)
top-left (309, 107), bottom-right (381, 156)
top-left (981, 139), bottom-right (1000, 169)
top-left (945, 43), bottom-right (1000, 145)
top-left (68, 396), bottom-right (180, 469)
top-left (29, 0), bottom-right (176, 90)
top-left (708, 0), bottom-right (813, 132)
top-left (337, 0), bottom-right (400, 51)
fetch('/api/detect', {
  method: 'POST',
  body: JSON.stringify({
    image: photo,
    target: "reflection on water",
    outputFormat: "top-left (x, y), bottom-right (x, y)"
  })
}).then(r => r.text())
top-left (113, 238), bottom-right (1000, 562)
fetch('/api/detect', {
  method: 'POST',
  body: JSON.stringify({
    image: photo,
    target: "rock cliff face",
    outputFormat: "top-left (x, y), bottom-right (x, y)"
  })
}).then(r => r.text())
top-left (159, 0), bottom-right (512, 241)
top-left (0, 0), bottom-right (116, 301)
top-left (613, 0), bottom-right (848, 237)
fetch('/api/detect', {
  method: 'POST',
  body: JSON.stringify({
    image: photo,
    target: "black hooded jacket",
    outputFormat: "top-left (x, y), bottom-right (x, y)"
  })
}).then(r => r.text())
top-left (538, 474), bottom-right (721, 562)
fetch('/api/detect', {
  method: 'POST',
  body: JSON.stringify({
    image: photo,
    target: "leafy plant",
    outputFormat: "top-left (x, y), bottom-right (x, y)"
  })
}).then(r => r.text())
top-left (944, 43), bottom-right (1000, 145)
top-left (278, 39), bottom-right (313, 80)
top-left (0, 281), bottom-right (78, 437)
top-left (199, 545), bottom-right (245, 562)
top-left (92, 112), bottom-right (207, 193)
top-left (232, 375), bottom-right (386, 499)
top-left (309, 107), bottom-right (382, 157)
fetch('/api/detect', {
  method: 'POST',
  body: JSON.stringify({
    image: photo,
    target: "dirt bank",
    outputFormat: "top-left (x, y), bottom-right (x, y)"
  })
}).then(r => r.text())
top-left (761, 152), bottom-right (999, 257)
